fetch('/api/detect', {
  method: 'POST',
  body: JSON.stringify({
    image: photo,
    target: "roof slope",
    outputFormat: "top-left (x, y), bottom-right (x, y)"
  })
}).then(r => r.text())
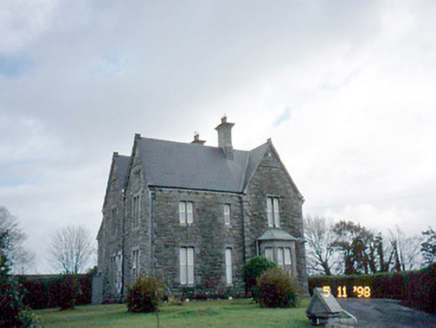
top-left (136, 138), bottom-right (270, 193)
top-left (257, 228), bottom-right (297, 241)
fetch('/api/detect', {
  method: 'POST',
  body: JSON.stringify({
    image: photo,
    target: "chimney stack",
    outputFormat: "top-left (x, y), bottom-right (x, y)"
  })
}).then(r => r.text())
top-left (191, 132), bottom-right (206, 145)
top-left (215, 116), bottom-right (235, 160)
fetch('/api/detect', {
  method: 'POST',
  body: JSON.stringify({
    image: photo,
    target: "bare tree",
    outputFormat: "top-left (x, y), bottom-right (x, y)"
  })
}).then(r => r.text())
top-left (304, 216), bottom-right (338, 275)
top-left (389, 226), bottom-right (423, 271)
top-left (48, 225), bottom-right (94, 274)
top-left (421, 226), bottom-right (436, 266)
top-left (0, 205), bottom-right (36, 274)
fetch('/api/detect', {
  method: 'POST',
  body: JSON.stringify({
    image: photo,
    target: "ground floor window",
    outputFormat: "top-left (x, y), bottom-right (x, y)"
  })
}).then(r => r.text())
top-left (225, 248), bottom-right (233, 284)
top-left (180, 247), bottom-right (194, 285)
top-left (277, 247), bottom-right (292, 269)
top-left (115, 252), bottom-right (122, 293)
top-left (265, 247), bottom-right (273, 262)
top-left (264, 246), bottom-right (292, 272)
top-left (132, 249), bottom-right (139, 281)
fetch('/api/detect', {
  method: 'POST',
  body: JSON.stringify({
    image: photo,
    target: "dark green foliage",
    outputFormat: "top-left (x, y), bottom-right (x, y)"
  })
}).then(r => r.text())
top-left (242, 256), bottom-right (277, 298)
top-left (401, 264), bottom-right (436, 314)
top-left (332, 220), bottom-right (381, 275)
top-left (50, 275), bottom-right (77, 310)
top-left (257, 268), bottom-right (302, 308)
top-left (126, 276), bottom-right (164, 313)
top-left (0, 229), bottom-right (43, 327)
top-left (309, 263), bottom-right (436, 314)
top-left (18, 273), bottom-right (93, 310)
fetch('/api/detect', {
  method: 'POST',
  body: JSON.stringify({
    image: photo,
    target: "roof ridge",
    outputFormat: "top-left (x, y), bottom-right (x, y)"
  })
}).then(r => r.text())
top-left (138, 136), bottom-right (252, 153)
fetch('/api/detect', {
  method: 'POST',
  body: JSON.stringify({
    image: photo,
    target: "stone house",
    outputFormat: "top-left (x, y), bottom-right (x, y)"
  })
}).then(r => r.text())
top-left (97, 117), bottom-right (308, 299)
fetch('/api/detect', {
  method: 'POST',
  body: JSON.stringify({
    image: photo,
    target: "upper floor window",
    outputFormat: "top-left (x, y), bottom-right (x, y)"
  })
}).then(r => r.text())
top-left (224, 204), bottom-right (231, 226)
top-left (179, 201), bottom-right (193, 225)
top-left (132, 195), bottom-right (140, 228)
top-left (179, 247), bottom-right (194, 285)
top-left (266, 197), bottom-right (280, 228)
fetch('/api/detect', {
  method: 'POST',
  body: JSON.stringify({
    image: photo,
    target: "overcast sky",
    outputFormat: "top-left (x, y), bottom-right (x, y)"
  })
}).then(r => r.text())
top-left (1, 0), bottom-right (435, 273)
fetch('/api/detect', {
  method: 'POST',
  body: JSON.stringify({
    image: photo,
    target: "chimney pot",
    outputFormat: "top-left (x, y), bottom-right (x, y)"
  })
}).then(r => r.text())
top-left (191, 132), bottom-right (206, 145)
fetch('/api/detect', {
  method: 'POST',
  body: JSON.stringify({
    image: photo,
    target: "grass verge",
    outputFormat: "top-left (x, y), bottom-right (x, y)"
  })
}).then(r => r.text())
top-left (37, 298), bottom-right (311, 328)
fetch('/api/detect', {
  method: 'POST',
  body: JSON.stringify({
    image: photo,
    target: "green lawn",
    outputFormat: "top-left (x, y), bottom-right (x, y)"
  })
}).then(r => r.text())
top-left (36, 298), bottom-right (311, 328)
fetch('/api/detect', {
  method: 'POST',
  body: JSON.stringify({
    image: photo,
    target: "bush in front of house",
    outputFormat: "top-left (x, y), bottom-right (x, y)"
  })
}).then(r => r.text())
top-left (257, 267), bottom-right (302, 308)
top-left (126, 276), bottom-right (164, 313)
top-left (242, 256), bottom-right (277, 299)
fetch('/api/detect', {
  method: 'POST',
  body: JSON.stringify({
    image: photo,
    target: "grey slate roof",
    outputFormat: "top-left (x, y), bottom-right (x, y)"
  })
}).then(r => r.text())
top-left (257, 228), bottom-right (297, 241)
top-left (136, 137), bottom-right (270, 193)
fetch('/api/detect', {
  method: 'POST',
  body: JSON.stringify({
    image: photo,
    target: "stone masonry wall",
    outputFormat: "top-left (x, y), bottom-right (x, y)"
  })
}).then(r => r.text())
top-left (150, 187), bottom-right (245, 296)
top-left (123, 150), bottom-right (151, 291)
top-left (99, 161), bottom-right (124, 299)
top-left (243, 145), bottom-right (309, 293)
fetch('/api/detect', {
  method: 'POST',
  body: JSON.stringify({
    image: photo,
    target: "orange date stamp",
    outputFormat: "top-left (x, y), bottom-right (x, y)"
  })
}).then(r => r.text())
top-left (322, 286), bottom-right (371, 298)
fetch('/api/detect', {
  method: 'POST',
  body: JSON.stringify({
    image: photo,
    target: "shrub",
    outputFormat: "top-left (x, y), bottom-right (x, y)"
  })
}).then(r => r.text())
top-left (126, 276), bottom-right (164, 313)
top-left (242, 256), bottom-right (277, 298)
top-left (50, 275), bottom-right (77, 310)
top-left (257, 268), bottom-right (302, 308)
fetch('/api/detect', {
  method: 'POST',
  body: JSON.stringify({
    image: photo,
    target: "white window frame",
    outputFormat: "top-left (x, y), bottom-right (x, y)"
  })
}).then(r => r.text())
top-left (277, 247), bottom-right (284, 268)
top-left (284, 247), bottom-right (292, 266)
top-left (132, 195), bottom-right (141, 228)
top-left (179, 247), bottom-right (194, 285)
top-left (265, 247), bottom-right (273, 262)
top-left (224, 204), bottom-right (231, 226)
top-left (179, 201), bottom-right (194, 225)
top-left (266, 197), bottom-right (280, 228)
top-left (225, 248), bottom-right (233, 284)
top-left (132, 249), bottom-right (140, 281)
top-left (276, 247), bottom-right (292, 270)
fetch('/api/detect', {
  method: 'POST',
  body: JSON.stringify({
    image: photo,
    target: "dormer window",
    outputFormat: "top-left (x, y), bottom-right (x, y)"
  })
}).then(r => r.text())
top-left (179, 201), bottom-right (193, 225)
top-left (266, 197), bottom-right (280, 227)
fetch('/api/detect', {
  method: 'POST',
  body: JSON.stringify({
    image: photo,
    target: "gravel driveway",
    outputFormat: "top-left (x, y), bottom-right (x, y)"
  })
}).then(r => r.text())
top-left (337, 298), bottom-right (436, 327)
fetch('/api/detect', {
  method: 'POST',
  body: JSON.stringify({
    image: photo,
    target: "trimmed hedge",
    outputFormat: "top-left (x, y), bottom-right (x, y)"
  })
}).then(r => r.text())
top-left (15, 273), bottom-right (94, 310)
top-left (309, 263), bottom-right (436, 314)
